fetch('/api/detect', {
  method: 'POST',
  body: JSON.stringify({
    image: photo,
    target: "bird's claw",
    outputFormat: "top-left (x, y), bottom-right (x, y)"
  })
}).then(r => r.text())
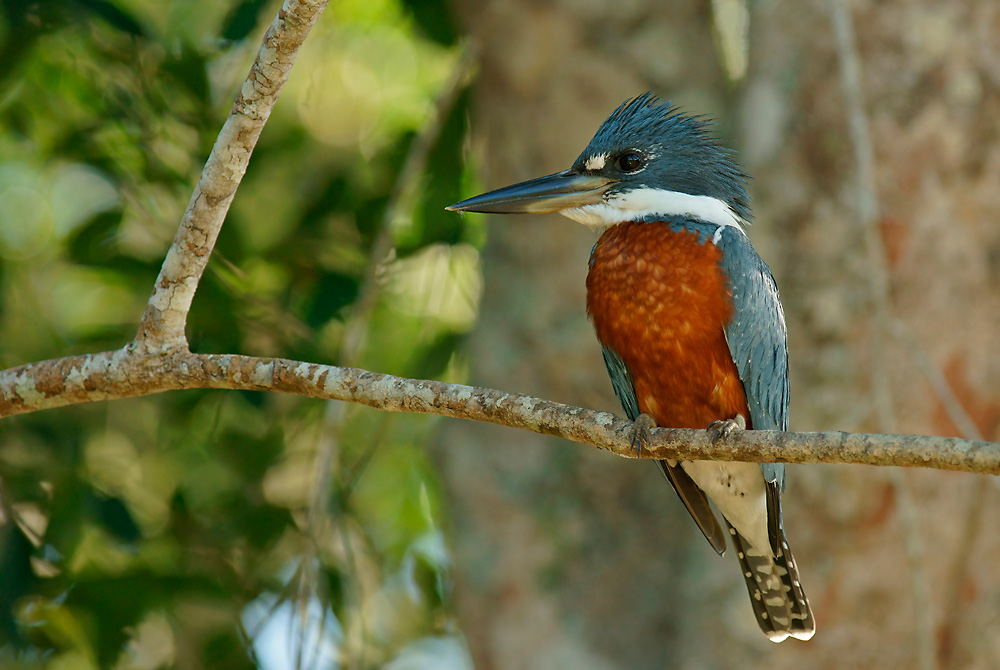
top-left (707, 414), bottom-right (746, 444)
top-left (630, 413), bottom-right (657, 457)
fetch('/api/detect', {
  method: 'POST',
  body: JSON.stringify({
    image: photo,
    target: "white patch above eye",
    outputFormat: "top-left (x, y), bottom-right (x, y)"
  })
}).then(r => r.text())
top-left (560, 187), bottom-right (746, 234)
top-left (583, 153), bottom-right (608, 171)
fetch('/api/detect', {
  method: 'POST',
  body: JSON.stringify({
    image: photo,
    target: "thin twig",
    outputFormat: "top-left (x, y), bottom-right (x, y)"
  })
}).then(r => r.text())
top-left (307, 40), bottom-right (475, 538)
top-left (830, 2), bottom-right (935, 667)
top-left (117, 3), bottom-right (331, 662)
top-left (891, 320), bottom-right (992, 666)
top-left (891, 320), bottom-right (983, 442)
top-left (886, 469), bottom-right (935, 670)
top-left (828, 0), bottom-right (896, 423)
top-left (133, 0), bottom-right (330, 354)
top-left (339, 43), bottom-right (476, 362)
top-left (938, 477), bottom-right (989, 666)
top-left (296, 46), bottom-right (476, 667)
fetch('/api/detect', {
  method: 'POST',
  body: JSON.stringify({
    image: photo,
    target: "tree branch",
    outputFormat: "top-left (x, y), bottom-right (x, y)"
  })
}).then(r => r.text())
top-left (2, 0), bottom-right (995, 501)
top-left (1, 350), bottom-right (997, 475)
top-left (134, 0), bottom-right (329, 354)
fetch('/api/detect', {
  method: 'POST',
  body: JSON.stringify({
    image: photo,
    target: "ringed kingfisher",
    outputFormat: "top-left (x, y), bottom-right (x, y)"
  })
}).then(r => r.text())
top-left (447, 92), bottom-right (815, 642)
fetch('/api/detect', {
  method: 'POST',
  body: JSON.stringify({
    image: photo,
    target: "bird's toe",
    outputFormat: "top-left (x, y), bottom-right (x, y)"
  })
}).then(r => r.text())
top-left (707, 414), bottom-right (746, 444)
top-left (630, 413), bottom-right (657, 457)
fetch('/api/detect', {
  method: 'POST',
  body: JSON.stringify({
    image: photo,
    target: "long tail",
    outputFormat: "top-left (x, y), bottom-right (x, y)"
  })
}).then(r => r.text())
top-left (727, 521), bottom-right (815, 642)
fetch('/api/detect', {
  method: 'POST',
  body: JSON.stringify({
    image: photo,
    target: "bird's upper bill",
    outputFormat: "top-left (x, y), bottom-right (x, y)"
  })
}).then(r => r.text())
top-left (445, 169), bottom-right (613, 215)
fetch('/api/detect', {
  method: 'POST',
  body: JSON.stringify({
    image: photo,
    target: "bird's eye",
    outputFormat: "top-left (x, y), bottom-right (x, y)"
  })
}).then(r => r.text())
top-left (617, 152), bottom-right (644, 173)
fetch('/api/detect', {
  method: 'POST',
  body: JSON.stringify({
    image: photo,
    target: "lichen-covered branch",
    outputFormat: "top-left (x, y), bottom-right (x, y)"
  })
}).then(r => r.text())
top-left (1, 350), bottom-right (997, 475)
top-left (1, 0), bottom-right (994, 509)
top-left (134, 0), bottom-right (330, 354)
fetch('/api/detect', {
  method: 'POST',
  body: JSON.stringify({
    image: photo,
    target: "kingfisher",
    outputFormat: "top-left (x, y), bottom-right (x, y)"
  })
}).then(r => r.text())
top-left (447, 92), bottom-right (814, 642)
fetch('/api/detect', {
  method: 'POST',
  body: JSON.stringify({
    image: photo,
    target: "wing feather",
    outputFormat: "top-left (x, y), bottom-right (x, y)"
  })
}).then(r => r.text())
top-left (715, 226), bottom-right (790, 549)
top-left (601, 346), bottom-right (726, 554)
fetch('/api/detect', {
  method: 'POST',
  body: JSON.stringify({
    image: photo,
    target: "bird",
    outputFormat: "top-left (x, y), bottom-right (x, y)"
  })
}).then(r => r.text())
top-left (447, 92), bottom-right (815, 642)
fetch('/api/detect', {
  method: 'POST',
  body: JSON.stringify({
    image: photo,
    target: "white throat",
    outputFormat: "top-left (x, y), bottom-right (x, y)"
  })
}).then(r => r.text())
top-left (560, 187), bottom-right (745, 233)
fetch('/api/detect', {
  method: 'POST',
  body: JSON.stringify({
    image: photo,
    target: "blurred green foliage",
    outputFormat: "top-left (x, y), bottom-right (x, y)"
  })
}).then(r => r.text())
top-left (0, 0), bottom-right (479, 667)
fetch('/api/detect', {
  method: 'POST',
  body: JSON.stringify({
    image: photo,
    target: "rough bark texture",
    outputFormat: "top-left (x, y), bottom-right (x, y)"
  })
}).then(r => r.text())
top-left (440, 0), bottom-right (1000, 668)
top-left (3, 350), bottom-right (993, 472)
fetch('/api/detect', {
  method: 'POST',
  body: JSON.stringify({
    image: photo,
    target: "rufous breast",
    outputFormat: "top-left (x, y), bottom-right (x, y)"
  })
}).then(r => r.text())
top-left (586, 220), bottom-right (751, 429)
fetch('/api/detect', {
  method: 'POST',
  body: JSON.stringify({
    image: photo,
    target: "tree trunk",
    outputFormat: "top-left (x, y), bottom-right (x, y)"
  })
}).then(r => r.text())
top-left (438, 1), bottom-right (1000, 668)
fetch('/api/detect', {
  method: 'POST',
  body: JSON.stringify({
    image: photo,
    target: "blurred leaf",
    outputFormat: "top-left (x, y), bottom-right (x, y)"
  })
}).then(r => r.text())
top-left (297, 173), bottom-right (350, 235)
top-left (306, 271), bottom-right (360, 327)
top-left (65, 211), bottom-right (124, 266)
top-left (221, 0), bottom-right (270, 42)
top-left (0, 526), bottom-right (34, 646)
top-left (44, 478), bottom-right (89, 565)
top-left (401, 0), bottom-right (459, 46)
top-left (410, 332), bottom-right (463, 380)
top-left (76, 0), bottom-right (145, 37)
top-left (90, 495), bottom-right (141, 544)
top-left (203, 630), bottom-right (257, 669)
top-left (0, 0), bottom-right (472, 665)
top-left (187, 273), bottom-right (242, 352)
top-left (710, 0), bottom-right (749, 82)
top-left (322, 565), bottom-right (346, 615)
top-left (161, 45), bottom-right (211, 105)
top-left (68, 573), bottom-right (218, 666)
top-left (400, 88), bottom-right (472, 255)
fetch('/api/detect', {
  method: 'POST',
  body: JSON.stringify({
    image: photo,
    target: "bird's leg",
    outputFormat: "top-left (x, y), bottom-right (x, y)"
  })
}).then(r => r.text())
top-left (707, 413), bottom-right (746, 444)
top-left (630, 413), bottom-right (657, 457)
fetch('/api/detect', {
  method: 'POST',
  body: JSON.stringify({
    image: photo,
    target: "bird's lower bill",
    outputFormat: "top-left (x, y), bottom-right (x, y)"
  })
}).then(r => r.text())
top-left (446, 169), bottom-right (613, 214)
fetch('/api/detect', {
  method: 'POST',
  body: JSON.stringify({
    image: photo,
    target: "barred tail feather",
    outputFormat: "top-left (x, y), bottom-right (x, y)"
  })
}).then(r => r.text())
top-left (727, 521), bottom-right (815, 642)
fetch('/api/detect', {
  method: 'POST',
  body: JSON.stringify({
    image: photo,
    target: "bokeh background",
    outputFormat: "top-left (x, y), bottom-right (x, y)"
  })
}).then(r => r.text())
top-left (1, 0), bottom-right (999, 668)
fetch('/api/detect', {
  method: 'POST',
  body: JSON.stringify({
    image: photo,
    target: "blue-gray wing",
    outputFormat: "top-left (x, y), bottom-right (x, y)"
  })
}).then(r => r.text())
top-left (716, 226), bottom-right (789, 553)
top-left (601, 346), bottom-right (727, 554)
top-left (601, 346), bottom-right (641, 422)
top-left (715, 227), bottom-right (789, 435)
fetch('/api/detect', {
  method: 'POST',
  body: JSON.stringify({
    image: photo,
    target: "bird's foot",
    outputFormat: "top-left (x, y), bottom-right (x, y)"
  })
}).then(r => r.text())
top-left (630, 413), bottom-right (657, 457)
top-left (707, 414), bottom-right (746, 444)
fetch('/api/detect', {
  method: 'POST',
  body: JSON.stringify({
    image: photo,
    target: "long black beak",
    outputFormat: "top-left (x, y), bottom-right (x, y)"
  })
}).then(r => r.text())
top-left (446, 169), bottom-right (613, 214)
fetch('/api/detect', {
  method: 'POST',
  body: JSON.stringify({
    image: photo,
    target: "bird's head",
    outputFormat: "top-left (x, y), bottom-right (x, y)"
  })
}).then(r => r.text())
top-left (447, 92), bottom-right (751, 231)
